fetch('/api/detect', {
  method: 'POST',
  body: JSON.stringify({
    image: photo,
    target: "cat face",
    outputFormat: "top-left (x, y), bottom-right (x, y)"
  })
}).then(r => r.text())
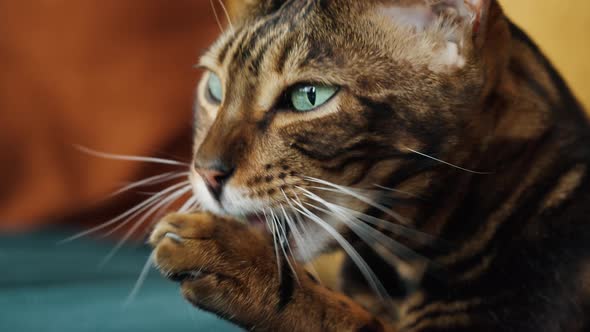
top-left (190, 0), bottom-right (495, 259)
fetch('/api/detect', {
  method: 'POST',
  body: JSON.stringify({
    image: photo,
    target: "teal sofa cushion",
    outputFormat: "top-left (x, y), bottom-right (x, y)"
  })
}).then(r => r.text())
top-left (0, 231), bottom-right (240, 332)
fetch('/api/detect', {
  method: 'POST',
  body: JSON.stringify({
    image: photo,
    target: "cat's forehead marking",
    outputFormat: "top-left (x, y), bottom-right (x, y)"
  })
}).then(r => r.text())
top-left (199, 1), bottom-right (321, 105)
top-left (211, 1), bottom-right (316, 67)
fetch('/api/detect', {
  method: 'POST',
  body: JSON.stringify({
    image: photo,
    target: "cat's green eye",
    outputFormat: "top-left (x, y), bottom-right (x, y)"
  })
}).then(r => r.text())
top-left (207, 72), bottom-right (223, 103)
top-left (290, 85), bottom-right (338, 112)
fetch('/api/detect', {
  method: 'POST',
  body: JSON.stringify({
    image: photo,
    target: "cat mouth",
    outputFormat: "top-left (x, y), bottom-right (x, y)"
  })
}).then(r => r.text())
top-left (246, 214), bottom-right (266, 227)
top-left (245, 212), bottom-right (300, 252)
top-left (241, 213), bottom-right (270, 232)
top-left (241, 211), bottom-right (295, 237)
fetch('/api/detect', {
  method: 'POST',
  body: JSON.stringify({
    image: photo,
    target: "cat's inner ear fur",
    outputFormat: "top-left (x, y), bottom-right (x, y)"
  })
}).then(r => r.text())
top-left (375, 0), bottom-right (491, 71)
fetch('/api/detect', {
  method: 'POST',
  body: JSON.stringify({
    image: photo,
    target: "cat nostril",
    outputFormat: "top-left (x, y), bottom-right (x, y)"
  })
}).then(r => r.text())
top-left (195, 167), bottom-right (234, 199)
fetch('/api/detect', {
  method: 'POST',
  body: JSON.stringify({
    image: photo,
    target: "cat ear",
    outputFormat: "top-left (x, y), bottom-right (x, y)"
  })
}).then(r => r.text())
top-left (379, 1), bottom-right (491, 35)
top-left (467, 0), bottom-right (493, 48)
top-left (377, 0), bottom-right (491, 69)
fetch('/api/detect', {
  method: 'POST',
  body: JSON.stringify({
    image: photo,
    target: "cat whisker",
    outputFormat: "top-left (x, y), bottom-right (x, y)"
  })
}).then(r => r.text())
top-left (278, 203), bottom-right (309, 282)
top-left (178, 195), bottom-right (199, 213)
top-left (290, 193), bottom-right (389, 301)
top-left (343, 205), bottom-right (438, 245)
top-left (262, 208), bottom-right (283, 281)
top-left (99, 185), bottom-right (193, 267)
top-left (149, 193), bottom-right (198, 232)
top-left (58, 181), bottom-right (191, 244)
top-left (208, 0), bottom-right (234, 33)
top-left (280, 193), bottom-right (323, 283)
top-left (402, 146), bottom-right (492, 175)
top-left (309, 185), bottom-right (421, 211)
top-left (305, 190), bottom-right (436, 244)
top-left (107, 182), bottom-right (193, 238)
top-left (216, 0), bottom-right (234, 31)
top-left (209, 0), bottom-right (225, 33)
top-left (101, 197), bottom-right (162, 238)
top-left (304, 177), bottom-right (411, 225)
top-left (301, 185), bottom-right (448, 287)
top-left (124, 252), bottom-right (155, 306)
top-left (109, 172), bottom-right (189, 198)
top-left (373, 184), bottom-right (422, 199)
top-left (299, 187), bottom-right (427, 261)
top-left (279, 204), bottom-right (299, 255)
top-left (109, 181), bottom-right (192, 234)
top-left (309, 182), bottom-right (417, 199)
top-left (74, 144), bottom-right (189, 166)
top-left (305, 199), bottom-right (425, 264)
top-left (281, 192), bottom-right (316, 261)
top-left (270, 208), bottom-right (300, 285)
top-left (287, 189), bottom-right (317, 252)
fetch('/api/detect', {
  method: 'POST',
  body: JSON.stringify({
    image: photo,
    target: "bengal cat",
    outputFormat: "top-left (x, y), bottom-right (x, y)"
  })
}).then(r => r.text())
top-left (148, 0), bottom-right (590, 331)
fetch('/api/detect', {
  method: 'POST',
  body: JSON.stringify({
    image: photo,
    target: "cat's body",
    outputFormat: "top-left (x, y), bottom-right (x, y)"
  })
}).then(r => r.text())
top-left (149, 1), bottom-right (590, 331)
top-left (341, 19), bottom-right (590, 331)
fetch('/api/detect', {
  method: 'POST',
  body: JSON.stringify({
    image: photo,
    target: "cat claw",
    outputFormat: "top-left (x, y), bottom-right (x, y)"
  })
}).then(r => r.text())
top-left (164, 232), bottom-right (183, 243)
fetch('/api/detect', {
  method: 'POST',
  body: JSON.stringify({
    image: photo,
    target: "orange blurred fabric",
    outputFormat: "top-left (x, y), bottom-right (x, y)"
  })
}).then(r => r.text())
top-left (0, 0), bottom-right (219, 231)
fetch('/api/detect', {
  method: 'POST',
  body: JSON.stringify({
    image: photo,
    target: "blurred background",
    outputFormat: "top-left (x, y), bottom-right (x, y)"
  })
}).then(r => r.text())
top-left (0, 0), bottom-right (588, 331)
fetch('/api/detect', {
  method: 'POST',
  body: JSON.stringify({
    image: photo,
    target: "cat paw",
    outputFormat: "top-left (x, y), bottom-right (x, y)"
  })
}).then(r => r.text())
top-left (149, 212), bottom-right (279, 324)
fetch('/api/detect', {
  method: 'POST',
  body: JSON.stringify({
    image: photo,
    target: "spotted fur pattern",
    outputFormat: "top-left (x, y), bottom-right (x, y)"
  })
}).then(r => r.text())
top-left (149, 0), bottom-right (590, 331)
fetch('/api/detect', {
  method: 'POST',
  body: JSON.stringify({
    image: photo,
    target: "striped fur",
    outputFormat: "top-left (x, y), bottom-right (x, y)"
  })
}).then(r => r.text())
top-left (150, 1), bottom-right (590, 331)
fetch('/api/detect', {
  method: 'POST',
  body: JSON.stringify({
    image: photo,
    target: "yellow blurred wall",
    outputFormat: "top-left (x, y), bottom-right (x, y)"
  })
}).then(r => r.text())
top-left (501, 0), bottom-right (590, 109)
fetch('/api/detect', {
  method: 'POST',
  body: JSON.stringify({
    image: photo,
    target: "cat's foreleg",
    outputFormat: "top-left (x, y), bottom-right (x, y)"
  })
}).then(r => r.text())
top-left (149, 212), bottom-right (396, 332)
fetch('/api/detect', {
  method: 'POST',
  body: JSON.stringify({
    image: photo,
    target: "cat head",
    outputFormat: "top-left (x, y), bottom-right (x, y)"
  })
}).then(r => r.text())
top-left (190, 0), bottom-right (507, 258)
